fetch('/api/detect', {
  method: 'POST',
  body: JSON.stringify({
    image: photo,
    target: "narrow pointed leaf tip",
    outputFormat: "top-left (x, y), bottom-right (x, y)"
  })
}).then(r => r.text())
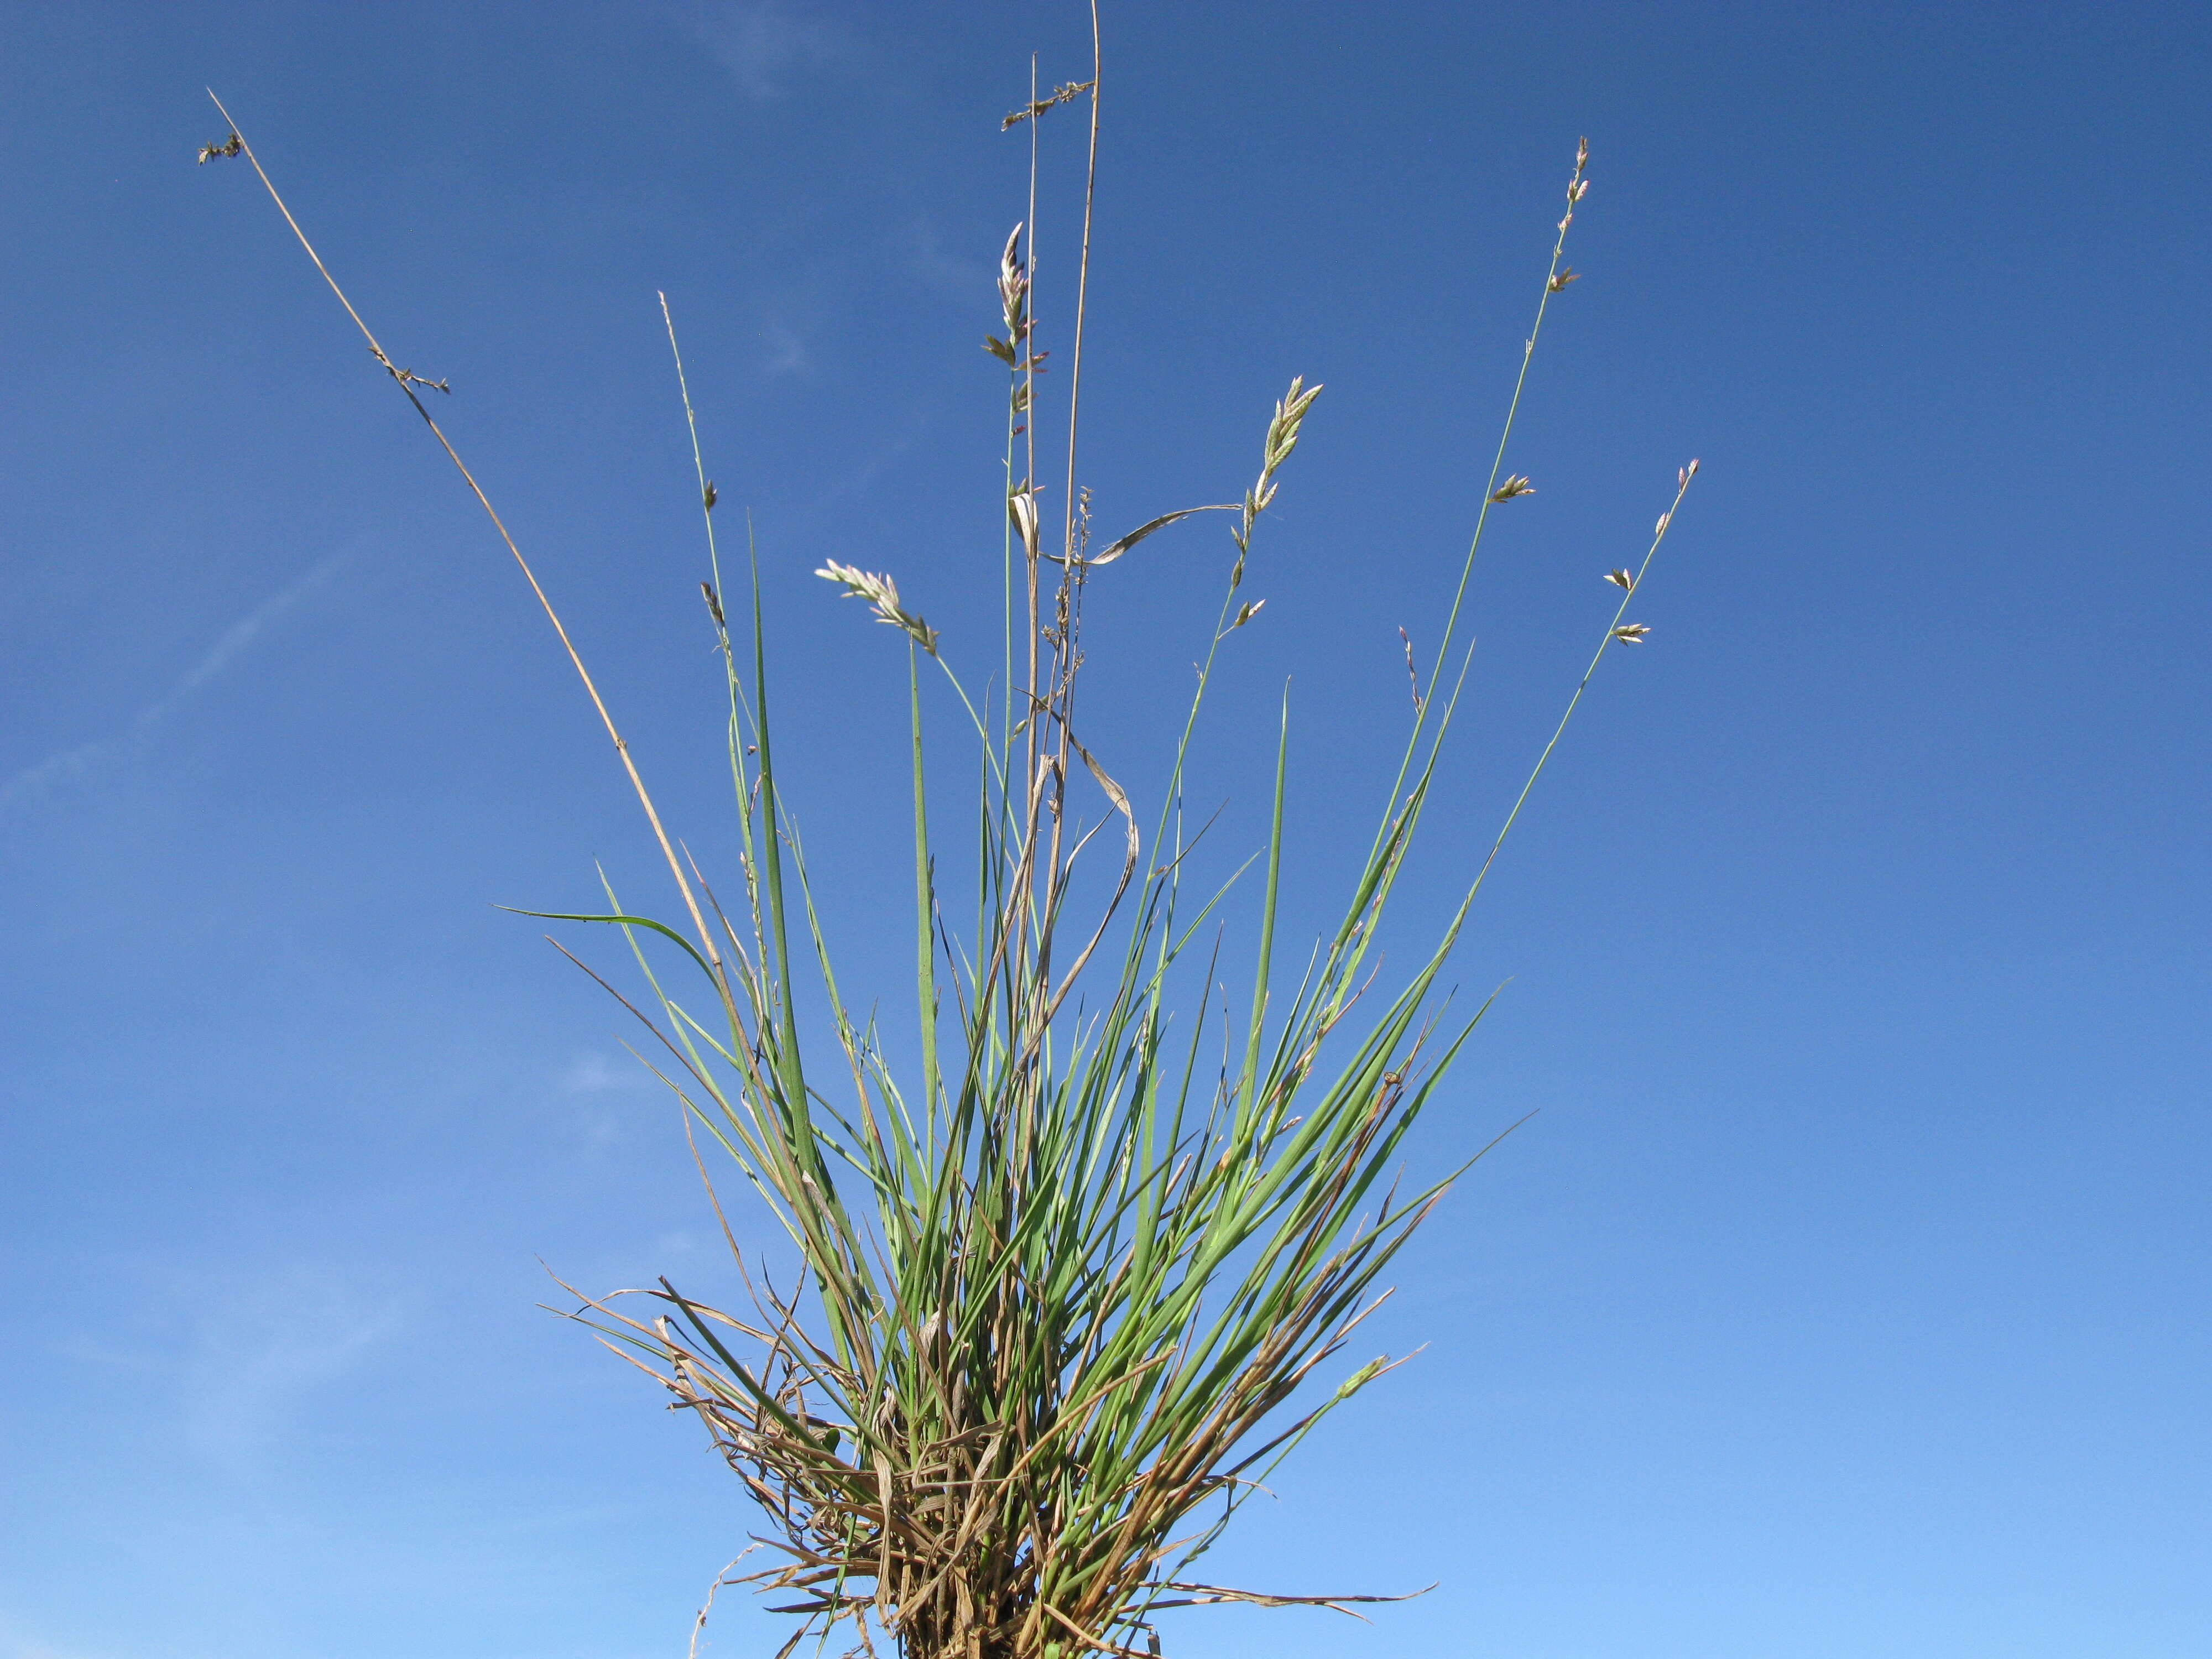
top-left (816, 560), bottom-right (940, 656)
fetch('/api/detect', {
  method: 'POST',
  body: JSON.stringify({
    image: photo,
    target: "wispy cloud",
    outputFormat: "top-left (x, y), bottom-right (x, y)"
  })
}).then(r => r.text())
top-left (179, 1265), bottom-right (404, 1473)
top-left (661, 1), bottom-right (845, 99)
top-left (760, 314), bottom-right (813, 374)
top-left (562, 1050), bottom-right (659, 1095)
top-left (912, 219), bottom-right (988, 300)
top-left (562, 1050), bottom-right (671, 1150)
top-left (1, 555), bottom-right (344, 813)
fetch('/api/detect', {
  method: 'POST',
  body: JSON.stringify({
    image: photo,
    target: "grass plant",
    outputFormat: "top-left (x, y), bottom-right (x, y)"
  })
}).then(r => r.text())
top-left (203, 28), bottom-right (1695, 1658)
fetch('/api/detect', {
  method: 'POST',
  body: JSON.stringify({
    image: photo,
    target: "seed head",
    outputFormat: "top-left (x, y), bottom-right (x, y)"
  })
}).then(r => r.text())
top-left (1490, 476), bottom-right (1536, 503)
top-left (1604, 568), bottom-right (1634, 591)
top-left (1399, 626), bottom-right (1427, 715)
top-left (1240, 377), bottom-right (1323, 545)
top-left (1336, 1357), bottom-right (1387, 1401)
top-left (997, 222), bottom-right (1030, 339)
top-left (816, 560), bottom-right (940, 656)
top-left (1264, 376), bottom-right (1322, 471)
top-left (1003, 79), bottom-right (1094, 129)
top-left (1549, 268), bottom-right (1580, 292)
top-left (1611, 623), bottom-right (1651, 644)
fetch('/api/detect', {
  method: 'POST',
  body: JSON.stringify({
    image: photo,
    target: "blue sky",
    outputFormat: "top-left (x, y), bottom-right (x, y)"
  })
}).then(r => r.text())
top-left (3, 3), bottom-right (2208, 1656)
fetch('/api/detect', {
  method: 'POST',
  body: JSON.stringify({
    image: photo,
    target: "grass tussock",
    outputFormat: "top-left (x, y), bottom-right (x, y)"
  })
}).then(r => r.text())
top-left (203, 34), bottom-right (1695, 1659)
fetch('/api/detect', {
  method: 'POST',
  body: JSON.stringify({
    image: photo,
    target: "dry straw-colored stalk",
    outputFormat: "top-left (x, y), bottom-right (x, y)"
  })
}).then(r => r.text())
top-left (204, 32), bottom-right (1695, 1659)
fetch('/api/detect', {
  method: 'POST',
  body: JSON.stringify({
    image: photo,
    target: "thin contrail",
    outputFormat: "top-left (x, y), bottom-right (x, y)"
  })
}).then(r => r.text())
top-left (1, 554), bottom-right (346, 812)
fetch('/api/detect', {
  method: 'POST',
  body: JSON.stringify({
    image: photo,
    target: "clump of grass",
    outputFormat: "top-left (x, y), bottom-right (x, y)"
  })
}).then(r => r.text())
top-left (204, 36), bottom-right (1694, 1659)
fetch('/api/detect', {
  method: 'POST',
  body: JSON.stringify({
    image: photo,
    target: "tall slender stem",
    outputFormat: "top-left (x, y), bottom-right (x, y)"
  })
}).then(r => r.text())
top-left (205, 92), bottom-right (733, 1007)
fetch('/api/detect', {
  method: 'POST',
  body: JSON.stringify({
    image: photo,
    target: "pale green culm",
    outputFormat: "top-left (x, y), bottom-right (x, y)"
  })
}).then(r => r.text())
top-left (205, 57), bottom-right (1693, 1659)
